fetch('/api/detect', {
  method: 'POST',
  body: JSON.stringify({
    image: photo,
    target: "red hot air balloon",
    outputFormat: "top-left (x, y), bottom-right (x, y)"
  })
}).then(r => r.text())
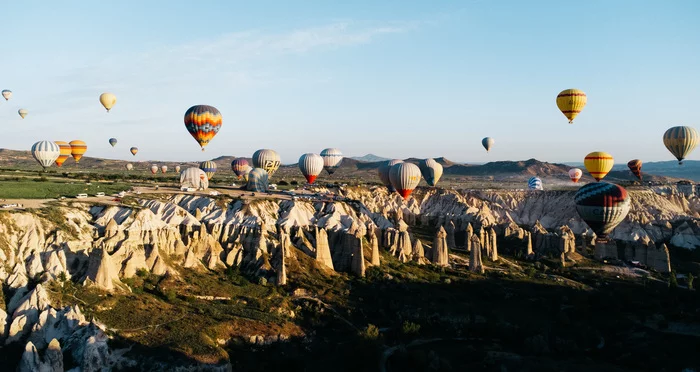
top-left (627, 159), bottom-right (642, 180)
top-left (574, 182), bottom-right (631, 241)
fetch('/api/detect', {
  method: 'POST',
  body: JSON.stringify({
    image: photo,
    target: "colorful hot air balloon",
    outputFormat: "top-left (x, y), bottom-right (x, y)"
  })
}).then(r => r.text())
top-left (528, 177), bottom-right (543, 190)
top-left (99, 93), bottom-right (117, 112)
top-left (175, 165), bottom-right (181, 173)
top-left (130, 147), bottom-right (138, 156)
top-left (379, 159), bottom-right (404, 191)
top-left (574, 182), bottom-right (630, 240)
top-left (54, 141), bottom-right (72, 167)
top-left (247, 168), bottom-right (269, 192)
top-left (568, 168), bottom-right (583, 183)
top-left (298, 153), bottom-right (324, 184)
top-left (584, 151), bottom-right (614, 181)
top-left (184, 105), bottom-right (222, 151)
top-left (627, 159), bottom-right (643, 180)
top-left (418, 158), bottom-right (443, 187)
top-left (320, 148), bottom-right (343, 175)
top-left (482, 137), bottom-right (494, 152)
top-left (252, 149), bottom-right (281, 177)
top-left (31, 141), bottom-right (61, 170)
top-left (231, 158), bottom-right (250, 179)
top-left (556, 89), bottom-right (587, 124)
top-left (150, 165), bottom-right (158, 175)
top-left (69, 140), bottom-right (87, 163)
top-left (109, 138), bottom-right (117, 147)
top-left (199, 160), bottom-right (217, 180)
top-left (389, 162), bottom-right (421, 200)
top-left (161, 165), bottom-right (168, 174)
top-left (241, 166), bottom-right (252, 182)
top-left (125, 163), bottom-right (133, 171)
top-left (18, 109), bottom-right (28, 119)
top-left (180, 167), bottom-right (209, 190)
top-left (663, 126), bottom-right (698, 165)
top-left (1, 90), bottom-right (11, 100)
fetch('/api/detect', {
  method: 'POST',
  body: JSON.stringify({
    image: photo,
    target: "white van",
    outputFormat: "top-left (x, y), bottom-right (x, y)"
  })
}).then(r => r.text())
top-left (96, 192), bottom-right (105, 197)
top-left (76, 194), bottom-right (88, 199)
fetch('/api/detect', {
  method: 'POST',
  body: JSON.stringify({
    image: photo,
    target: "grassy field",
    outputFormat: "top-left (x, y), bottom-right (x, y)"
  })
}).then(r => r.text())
top-left (0, 179), bottom-right (132, 199)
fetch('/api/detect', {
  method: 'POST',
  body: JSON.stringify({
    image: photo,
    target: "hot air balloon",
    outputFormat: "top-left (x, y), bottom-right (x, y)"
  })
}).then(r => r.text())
top-left (175, 165), bottom-right (181, 173)
top-left (247, 168), bottom-right (269, 192)
top-left (54, 141), bottom-right (72, 167)
top-left (1, 90), bottom-right (11, 100)
top-left (298, 153), bottom-right (324, 184)
top-left (574, 182), bottom-right (630, 241)
top-left (663, 126), bottom-right (698, 165)
top-left (418, 158), bottom-right (443, 187)
top-left (389, 163), bottom-right (421, 199)
top-left (130, 147), bottom-right (138, 156)
top-left (180, 168), bottom-right (209, 190)
top-left (150, 165), bottom-right (158, 175)
top-left (568, 168), bottom-right (583, 183)
top-left (378, 159), bottom-right (404, 191)
top-left (231, 158), bottom-right (250, 179)
top-left (584, 151), bottom-right (613, 181)
top-left (241, 166), bottom-right (252, 182)
top-left (18, 109), bottom-right (28, 119)
top-left (184, 105), bottom-right (222, 151)
top-left (627, 159), bottom-right (642, 180)
top-left (528, 177), bottom-right (543, 190)
top-left (320, 148), bottom-right (343, 175)
top-left (31, 141), bottom-right (60, 170)
top-left (99, 93), bottom-right (117, 112)
top-left (125, 163), bottom-right (133, 171)
top-left (69, 140), bottom-right (87, 163)
top-left (161, 165), bottom-right (168, 174)
top-left (109, 138), bottom-right (117, 147)
top-left (482, 137), bottom-right (494, 152)
top-left (556, 89), bottom-right (587, 124)
top-left (252, 149), bottom-right (281, 177)
top-left (199, 160), bottom-right (217, 180)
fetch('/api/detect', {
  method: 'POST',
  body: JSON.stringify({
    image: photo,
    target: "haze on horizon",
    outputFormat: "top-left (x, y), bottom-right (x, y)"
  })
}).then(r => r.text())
top-left (0, 1), bottom-right (698, 165)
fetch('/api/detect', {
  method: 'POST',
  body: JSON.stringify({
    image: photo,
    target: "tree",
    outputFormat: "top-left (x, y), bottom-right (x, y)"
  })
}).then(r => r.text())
top-left (688, 273), bottom-right (694, 290)
top-left (669, 270), bottom-right (678, 289)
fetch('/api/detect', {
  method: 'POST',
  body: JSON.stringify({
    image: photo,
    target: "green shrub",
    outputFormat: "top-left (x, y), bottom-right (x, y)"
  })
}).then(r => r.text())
top-left (688, 273), bottom-right (694, 290)
top-left (669, 270), bottom-right (678, 289)
top-left (360, 324), bottom-right (380, 341)
top-left (401, 321), bottom-right (421, 335)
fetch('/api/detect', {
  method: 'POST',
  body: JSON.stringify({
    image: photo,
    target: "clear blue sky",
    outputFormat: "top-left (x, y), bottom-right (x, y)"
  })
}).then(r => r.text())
top-left (0, 0), bottom-right (698, 164)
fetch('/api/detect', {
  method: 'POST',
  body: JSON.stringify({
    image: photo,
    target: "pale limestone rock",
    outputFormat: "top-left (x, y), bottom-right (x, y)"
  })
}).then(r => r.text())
top-left (45, 338), bottom-right (64, 372)
top-left (469, 235), bottom-right (484, 274)
top-left (445, 221), bottom-right (457, 250)
top-left (489, 228), bottom-right (498, 261)
top-left (18, 341), bottom-right (42, 372)
top-left (431, 226), bottom-right (449, 267)
top-left (84, 248), bottom-right (122, 291)
top-left (396, 230), bottom-right (412, 263)
top-left (369, 230), bottom-right (381, 267)
top-left (315, 227), bottom-right (334, 270)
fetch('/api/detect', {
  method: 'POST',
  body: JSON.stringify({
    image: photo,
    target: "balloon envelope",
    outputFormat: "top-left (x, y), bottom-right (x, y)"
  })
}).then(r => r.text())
top-left (247, 168), bottom-right (269, 192)
top-left (528, 177), bottom-right (543, 190)
top-left (130, 147), bottom-right (138, 156)
top-left (627, 159), bottom-right (643, 180)
top-left (18, 109), bottom-right (28, 119)
top-left (252, 149), bottom-right (281, 177)
top-left (568, 168), bottom-right (583, 183)
top-left (109, 138), bottom-right (117, 147)
top-left (199, 160), bottom-right (217, 180)
top-left (378, 159), bottom-right (404, 191)
top-left (125, 163), bottom-right (133, 171)
top-left (556, 89), bottom-right (587, 123)
top-left (99, 93), bottom-right (117, 112)
top-left (54, 141), bottom-right (72, 167)
top-left (1, 90), bottom-right (11, 100)
top-left (482, 137), bottom-right (494, 152)
top-left (150, 165), bottom-right (158, 174)
top-left (663, 126), bottom-right (698, 165)
top-left (389, 163), bottom-right (421, 199)
top-left (31, 141), bottom-right (60, 169)
top-left (180, 168), bottom-right (208, 190)
top-left (584, 151), bottom-right (614, 181)
top-left (184, 105), bottom-right (222, 150)
top-left (161, 165), bottom-right (168, 174)
top-left (418, 158), bottom-right (443, 187)
top-left (69, 140), bottom-right (87, 163)
top-left (231, 158), bottom-right (250, 179)
top-left (320, 148), bottom-right (343, 175)
top-left (574, 182), bottom-right (630, 239)
top-left (298, 153), bottom-right (324, 184)
top-left (175, 165), bottom-right (181, 173)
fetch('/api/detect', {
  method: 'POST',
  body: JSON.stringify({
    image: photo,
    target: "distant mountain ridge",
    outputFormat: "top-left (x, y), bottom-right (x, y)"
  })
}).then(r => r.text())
top-left (349, 154), bottom-right (390, 162)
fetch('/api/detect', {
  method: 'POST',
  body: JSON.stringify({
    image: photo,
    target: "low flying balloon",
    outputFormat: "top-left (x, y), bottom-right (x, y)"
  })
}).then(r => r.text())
top-left (627, 159), bottom-right (643, 180)
top-left (418, 158), bottom-right (443, 187)
top-left (31, 141), bottom-right (60, 170)
top-left (482, 137), bottom-right (494, 152)
top-left (241, 166), bottom-right (252, 182)
top-left (125, 163), bottom-right (133, 171)
top-left (161, 165), bottom-right (168, 174)
top-left (556, 89), bottom-right (587, 124)
top-left (180, 168), bottom-right (209, 190)
top-left (54, 141), bottom-right (72, 167)
top-left (320, 148), bottom-right (343, 175)
top-left (175, 165), bottom-right (181, 173)
top-left (568, 168), bottom-right (582, 183)
top-left (247, 168), bottom-right (269, 192)
top-left (298, 153), bottom-right (324, 184)
top-left (150, 165), bottom-right (158, 175)
top-left (99, 93), bottom-right (117, 112)
top-left (574, 182), bottom-right (630, 240)
top-left (184, 105), bottom-right (222, 151)
top-left (109, 138), bottom-right (117, 147)
top-left (130, 147), bottom-right (138, 156)
top-left (18, 109), bottom-right (28, 119)
top-left (389, 163), bottom-right (421, 200)
top-left (378, 159), bottom-right (404, 191)
top-left (199, 160), bottom-right (217, 180)
top-left (528, 177), bottom-right (543, 190)
top-left (1, 90), bottom-right (11, 100)
top-left (584, 151), bottom-right (613, 181)
top-left (69, 140), bottom-right (87, 163)
top-left (231, 159), bottom-right (250, 179)
top-left (663, 126), bottom-right (698, 165)
top-left (252, 149), bottom-right (281, 177)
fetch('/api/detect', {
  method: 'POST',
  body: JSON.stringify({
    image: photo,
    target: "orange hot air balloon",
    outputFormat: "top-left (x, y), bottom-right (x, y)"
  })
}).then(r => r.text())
top-left (54, 141), bottom-right (72, 167)
top-left (627, 159), bottom-right (642, 180)
top-left (69, 140), bottom-right (87, 163)
top-left (184, 105), bottom-right (222, 151)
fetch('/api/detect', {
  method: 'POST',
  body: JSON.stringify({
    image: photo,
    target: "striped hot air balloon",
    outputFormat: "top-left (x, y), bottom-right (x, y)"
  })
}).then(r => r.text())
top-left (175, 165), bottom-right (181, 173)
top-left (528, 177), bottom-right (543, 190)
top-left (109, 138), bottom-right (117, 147)
top-left (69, 140), bottom-right (87, 163)
top-left (575, 182), bottom-right (630, 240)
top-left (1, 90), bottom-right (12, 100)
top-left (298, 153), bottom-right (324, 184)
top-left (584, 151), bottom-right (613, 181)
top-left (627, 159), bottom-right (643, 180)
top-left (252, 149), bottom-right (281, 177)
top-left (180, 167), bottom-right (208, 190)
top-left (31, 141), bottom-right (61, 170)
top-left (247, 168), bottom-right (269, 192)
top-left (231, 158), bottom-right (250, 179)
top-left (99, 93), bottom-right (117, 112)
top-left (389, 162), bottom-right (421, 200)
top-left (161, 165), bottom-right (168, 174)
top-left (150, 165), bottom-right (158, 175)
top-left (130, 147), bottom-right (138, 156)
top-left (184, 105), bottom-right (222, 151)
top-left (568, 168), bottom-right (583, 183)
top-left (482, 137), bottom-right (494, 152)
top-left (418, 158), bottom-right (443, 187)
top-left (378, 159), bottom-right (404, 191)
top-left (125, 163), bottom-right (133, 171)
top-left (18, 109), bottom-right (28, 119)
top-left (663, 126), bottom-right (698, 165)
top-left (556, 89), bottom-right (587, 124)
top-left (199, 160), bottom-right (217, 180)
top-left (54, 141), bottom-right (72, 167)
top-left (320, 148), bottom-right (343, 175)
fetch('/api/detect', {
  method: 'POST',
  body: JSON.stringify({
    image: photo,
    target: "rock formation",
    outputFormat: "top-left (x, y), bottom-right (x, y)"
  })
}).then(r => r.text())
top-left (469, 235), bottom-right (484, 274)
top-left (432, 226), bottom-right (449, 267)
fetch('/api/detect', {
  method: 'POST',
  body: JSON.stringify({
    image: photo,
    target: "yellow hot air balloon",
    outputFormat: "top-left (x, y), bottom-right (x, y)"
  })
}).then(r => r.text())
top-left (99, 93), bottom-right (117, 112)
top-left (69, 140), bottom-right (87, 163)
top-left (663, 126), bottom-right (699, 165)
top-left (556, 89), bottom-right (587, 124)
top-left (584, 151), bottom-right (614, 181)
top-left (54, 141), bottom-right (72, 167)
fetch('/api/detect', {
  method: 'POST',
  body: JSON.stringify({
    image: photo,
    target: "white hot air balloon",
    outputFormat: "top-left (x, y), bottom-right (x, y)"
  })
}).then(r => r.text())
top-left (298, 153), bottom-right (324, 184)
top-left (161, 165), bottom-right (168, 174)
top-left (180, 167), bottom-right (209, 190)
top-left (125, 163), bottom-right (133, 171)
top-left (389, 162), bottom-right (422, 200)
top-left (569, 168), bottom-right (583, 183)
top-left (1, 90), bottom-right (12, 100)
top-left (150, 165), bottom-right (158, 175)
top-left (252, 149), bottom-right (281, 176)
top-left (18, 109), bottom-right (28, 119)
top-left (175, 165), bottom-right (181, 173)
top-left (320, 148), bottom-right (343, 175)
top-left (31, 141), bottom-right (61, 170)
top-left (418, 158), bottom-right (443, 187)
top-left (378, 159), bottom-right (404, 191)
